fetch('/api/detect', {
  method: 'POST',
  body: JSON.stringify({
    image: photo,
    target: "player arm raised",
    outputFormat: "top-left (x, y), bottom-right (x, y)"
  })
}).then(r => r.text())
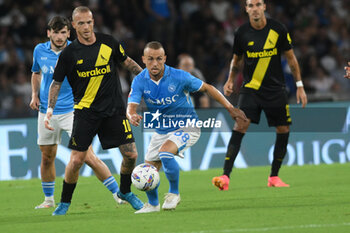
top-left (223, 54), bottom-right (243, 96)
top-left (30, 72), bottom-right (41, 110)
top-left (284, 49), bottom-right (307, 108)
top-left (127, 103), bottom-right (143, 127)
top-left (199, 83), bottom-right (247, 122)
top-left (121, 57), bottom-right (143, 76)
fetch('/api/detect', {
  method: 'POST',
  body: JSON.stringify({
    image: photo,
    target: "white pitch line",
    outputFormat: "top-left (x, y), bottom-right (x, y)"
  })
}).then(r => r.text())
top-left (166, 222), bottom-right (350, 233)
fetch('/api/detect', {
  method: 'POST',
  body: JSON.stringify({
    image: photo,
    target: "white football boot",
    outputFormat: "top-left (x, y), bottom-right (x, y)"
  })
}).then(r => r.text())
top-left (113, 193), bottom-right (127, 205)
top-left (162, 193), bottom-right (180, 210)
top-left (35, 199), bottom-right (55, 209)
top-left (135, 203), bottom-right (160, 214)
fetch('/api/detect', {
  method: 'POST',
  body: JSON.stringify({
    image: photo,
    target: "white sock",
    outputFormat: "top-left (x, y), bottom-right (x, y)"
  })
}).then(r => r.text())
top-left (45, 196), bottom-right (54, 202)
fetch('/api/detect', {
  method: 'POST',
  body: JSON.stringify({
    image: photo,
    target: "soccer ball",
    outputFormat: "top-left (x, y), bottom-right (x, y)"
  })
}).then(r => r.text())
top-left (131, 163), bottom-right (160, 191)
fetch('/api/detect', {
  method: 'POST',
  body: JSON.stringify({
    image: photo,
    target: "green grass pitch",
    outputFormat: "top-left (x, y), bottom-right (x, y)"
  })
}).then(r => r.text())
top-left (0, 163), bottom-right (349, 233)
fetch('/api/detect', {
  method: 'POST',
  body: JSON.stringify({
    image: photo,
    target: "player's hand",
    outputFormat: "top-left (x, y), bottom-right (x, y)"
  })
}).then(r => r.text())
top-left (29, 95), bottom-right (40, 110)
top-left (129, 113), bottom-right (143, 127)
top-left (223, 80), bottom-right (234, 96)
top-left (296, 87), bottom-right (307, 108)
top-left (229, 106), bottom-right (248, 122)
top-left (44, 108), bottom-right (54, 131)
top-left (344, 62), bottom-right (350, 79)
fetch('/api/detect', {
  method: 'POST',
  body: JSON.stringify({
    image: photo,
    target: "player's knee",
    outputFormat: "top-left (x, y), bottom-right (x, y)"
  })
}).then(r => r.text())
top-left (276, 126), bottom-right (289, 133)
top-left (70, 156), bottom-right (85, 169)
top-left (120, 143), bottom-right (138, 160)
top-left (41, 155), bottom-right (55, 166)
top-left (41, 152), bottom-right (55, 164)
top-left (123, 151), bottom-right (138, 161)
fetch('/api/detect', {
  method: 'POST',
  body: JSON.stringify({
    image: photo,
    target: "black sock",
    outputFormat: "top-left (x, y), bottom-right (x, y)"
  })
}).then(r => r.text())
top-left (270, 132), bottom-right (289, 177)
top-left (120, 173), bottom-right (132, 194)
top-left (60, 180), bottom-right (77, 203)
top-left (223, 130), bottom-right (245, 178)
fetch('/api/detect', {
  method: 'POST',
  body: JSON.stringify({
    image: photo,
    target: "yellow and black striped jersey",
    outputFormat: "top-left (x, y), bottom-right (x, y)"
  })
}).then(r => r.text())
top-left (53, 33), bottom-right (127, 116)
top-left (233, 18), bottom-right (292, 93)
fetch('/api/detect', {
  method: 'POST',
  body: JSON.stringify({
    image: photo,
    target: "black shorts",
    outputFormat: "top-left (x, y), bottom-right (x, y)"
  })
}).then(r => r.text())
top-left (69, 110), bottom-right (135, 151)
top-left (238, 91), bottom-right (291, 127)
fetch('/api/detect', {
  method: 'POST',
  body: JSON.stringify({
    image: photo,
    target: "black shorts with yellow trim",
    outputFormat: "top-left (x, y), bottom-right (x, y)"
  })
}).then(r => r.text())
top-left (69, 109), bottom-right (135, 151)
top-left (237, 90), bottom-right (291, 127)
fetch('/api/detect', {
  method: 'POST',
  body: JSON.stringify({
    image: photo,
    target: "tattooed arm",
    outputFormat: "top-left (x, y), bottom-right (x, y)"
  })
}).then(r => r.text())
top-left (44, 80), bottom-right (62, 130)
top-left (224, 54), bottom-right (243, 96)
top-left (284, 49), bottom-right (307, 108)
top-left (121, 56), bottom-right (143, 76)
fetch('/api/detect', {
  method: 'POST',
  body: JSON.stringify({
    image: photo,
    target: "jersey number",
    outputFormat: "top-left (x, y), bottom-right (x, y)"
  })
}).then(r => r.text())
top-left (245, 29), bottom-right (279, 90)
top-left (123, 119), bottom-right (132, 133)
top-left (174, 130), bottom-right (190, 143)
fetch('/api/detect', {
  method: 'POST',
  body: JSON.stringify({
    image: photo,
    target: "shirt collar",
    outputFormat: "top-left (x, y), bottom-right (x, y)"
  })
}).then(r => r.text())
top-left (45, 40), bottom-right (71, 51)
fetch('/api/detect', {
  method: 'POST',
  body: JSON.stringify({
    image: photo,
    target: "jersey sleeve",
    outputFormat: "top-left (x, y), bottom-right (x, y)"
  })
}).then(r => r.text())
top-left (232, 28), bottom-right (244, 56)
top-left (280, 24), bottom-right (293, 51)
top-left (52, 48), bottom-right (71, 82)
top-left (31, 45), bottom-right (40, 73)
top-left (184, 71), bottom-right (203, 93)
top-left (128, 75), bottom-right (143, 104)
top-left (112, 37), bottom-right (128, 63)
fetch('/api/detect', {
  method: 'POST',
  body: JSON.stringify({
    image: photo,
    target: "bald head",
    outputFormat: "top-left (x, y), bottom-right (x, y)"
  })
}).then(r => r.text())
top-left (72, 6), bottom-right (92, 21)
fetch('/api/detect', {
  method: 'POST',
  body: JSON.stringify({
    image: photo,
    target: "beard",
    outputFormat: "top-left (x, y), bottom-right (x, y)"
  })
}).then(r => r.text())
top-left (51, 40), bottom-right (67, 50)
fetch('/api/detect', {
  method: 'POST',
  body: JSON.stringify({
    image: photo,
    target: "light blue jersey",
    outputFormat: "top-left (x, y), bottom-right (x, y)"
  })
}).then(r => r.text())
top-left (128, 65), bottom-right (203, 134)
top-left (31, 41), bottom-right (73, 114)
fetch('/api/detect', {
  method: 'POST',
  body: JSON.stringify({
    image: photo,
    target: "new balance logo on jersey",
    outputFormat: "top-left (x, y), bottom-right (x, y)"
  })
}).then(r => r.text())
top-left (100, 55), bottom-right (107, 61)
top-left (76, 65), bottom-right (111, 78)
top-left (146, 94), bottom-right (179, 105)
top-left (246, 48), bottom-right (277, 58)
top-left (77, 59), bottom-right (83, 64)
top-left (248, 41), bottom-right (254, 46)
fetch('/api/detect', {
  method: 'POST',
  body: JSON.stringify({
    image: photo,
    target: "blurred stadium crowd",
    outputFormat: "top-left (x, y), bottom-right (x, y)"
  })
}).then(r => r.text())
top-left (0, 0), bottom-right (349, 118)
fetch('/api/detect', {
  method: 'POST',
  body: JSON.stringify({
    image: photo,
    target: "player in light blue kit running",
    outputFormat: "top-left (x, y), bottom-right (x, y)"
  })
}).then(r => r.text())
top-left (127, 41), bottom-right (247, 213)
top-left (30, 16), bottom-right (124, 209)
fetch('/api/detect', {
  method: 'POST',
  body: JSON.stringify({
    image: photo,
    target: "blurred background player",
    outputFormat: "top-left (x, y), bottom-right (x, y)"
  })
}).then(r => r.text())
top-left (345, 62), bottom-right (350, 79)
top-left (30, 16), bottom-right (124, 209)
top-left (177, 54), bottom-right (210, 108)
top-left (127, 41), bottom-right (246, 213)
top-left (44, 7), bottom-right (144, 215)
top-left (212, 0), bottom-right (307, 190)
